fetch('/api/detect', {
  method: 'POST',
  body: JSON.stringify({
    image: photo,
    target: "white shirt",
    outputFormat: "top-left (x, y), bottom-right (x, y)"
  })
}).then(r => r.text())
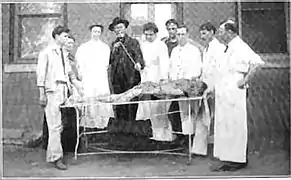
top-left (201, 38), bottom-right (226, 89)
top-left (169, 43), bottom-right (202, 80)
top-left (75, 40), bottom-right (110, 96)
top-left (141, 39), bottom-right (169, 82)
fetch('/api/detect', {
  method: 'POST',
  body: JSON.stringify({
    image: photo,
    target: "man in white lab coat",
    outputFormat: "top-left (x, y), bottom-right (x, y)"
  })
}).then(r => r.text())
top-left (169, 24), bottom-right (202, 138)
top-left (136, 22), bottom-right (173, 141)
top-left (75, 24), bottom-right (113, 128)
top-left (211, 19), bottom-right (264, 171)
top-left (191, 22), bottom-right (226, 156)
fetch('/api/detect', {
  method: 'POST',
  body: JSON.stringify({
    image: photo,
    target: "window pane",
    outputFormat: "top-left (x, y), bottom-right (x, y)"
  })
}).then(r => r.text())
top-left (241, 2), bottom-right (284, 10)
top-left (19, 3), bottom-right (62, 14)
top-left (20, 17), bottom-right (62, 59)
top-left (242, 9), bottom-right (287, 53)
top-left (155, 4), bottom-right (173, 40)
top-left (124, 3), bottom-right (175, 41)
top-left (131, 4), bottom-right (148, 22)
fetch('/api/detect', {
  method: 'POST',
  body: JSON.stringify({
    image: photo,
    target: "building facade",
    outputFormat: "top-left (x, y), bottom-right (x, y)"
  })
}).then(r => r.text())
top-left (1, 2), bottom-right (290, 140)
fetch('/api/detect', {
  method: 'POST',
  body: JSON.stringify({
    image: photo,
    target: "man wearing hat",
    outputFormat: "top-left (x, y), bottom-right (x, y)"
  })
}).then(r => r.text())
top-left (108, 17), bottom-right (145, 123)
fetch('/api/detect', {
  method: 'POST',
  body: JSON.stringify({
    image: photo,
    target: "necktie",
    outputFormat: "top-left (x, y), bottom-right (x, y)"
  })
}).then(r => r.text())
top-left (60, 48), bottom-right (71, 97)
top-left (224, 45), bottom-right (229, 53)
top-left (60, 48), bottom-right (66, 75)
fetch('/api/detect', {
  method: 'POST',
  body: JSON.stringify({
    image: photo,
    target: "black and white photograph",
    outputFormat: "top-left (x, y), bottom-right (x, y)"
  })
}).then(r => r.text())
top-left (1, 1), bottom-right (290, 179)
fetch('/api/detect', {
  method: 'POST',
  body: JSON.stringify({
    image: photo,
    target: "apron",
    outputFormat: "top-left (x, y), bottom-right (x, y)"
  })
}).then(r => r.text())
top-left (213, 38), bottom-right (248, 163)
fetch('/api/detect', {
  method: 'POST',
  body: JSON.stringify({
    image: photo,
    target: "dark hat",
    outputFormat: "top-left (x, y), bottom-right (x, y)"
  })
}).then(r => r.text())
top-left (108, 17), bottom-right (129, 31)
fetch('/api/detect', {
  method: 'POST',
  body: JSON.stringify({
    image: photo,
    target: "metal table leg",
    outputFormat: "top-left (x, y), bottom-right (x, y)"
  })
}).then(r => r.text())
top-left (74, 106), bottom-right (81, 160)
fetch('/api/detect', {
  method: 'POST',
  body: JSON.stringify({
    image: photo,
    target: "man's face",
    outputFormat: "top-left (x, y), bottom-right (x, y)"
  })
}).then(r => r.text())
top-left (200, 29), bottom-right (214, 42)
top-left (144, 30), bottom-right (156, 42)
top-left (56, 32), bottom-right (69, 46)
top-left (176, 27), bottom-right (188, 45)
top-left (91, 26), bottom-right (102, 40)
top-left (64, 38), bottom-right (75, 51)
top-left (114, 23), bottom-right (126, 37)
top-left (216, 24), bottom-right (228, 44)
top-left (166, 23), bottom-right (178, 38)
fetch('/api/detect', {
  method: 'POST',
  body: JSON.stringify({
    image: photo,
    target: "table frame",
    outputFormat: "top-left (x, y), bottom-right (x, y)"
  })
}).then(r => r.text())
top-left (60, 96), bottom-right (205, 164)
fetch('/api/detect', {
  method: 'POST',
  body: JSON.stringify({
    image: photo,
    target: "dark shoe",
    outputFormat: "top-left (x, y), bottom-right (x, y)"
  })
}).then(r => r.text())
top-left (53, 159), bottom-right (68, 170)
top-left (223, 162), bottom-right (247, 171)
top-left (210, 161), bottom-right (247, 172)
top-left (210, 162), bottom-right (226, 172)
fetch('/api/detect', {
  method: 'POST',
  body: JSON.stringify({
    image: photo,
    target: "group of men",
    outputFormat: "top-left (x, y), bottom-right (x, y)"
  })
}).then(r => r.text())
top-left (36, 16), bottom-right (264, 171)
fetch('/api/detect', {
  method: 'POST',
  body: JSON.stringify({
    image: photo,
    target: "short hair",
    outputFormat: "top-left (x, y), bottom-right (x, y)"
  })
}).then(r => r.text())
top-left (52, 25), bottom-right (70, 39)
top-left (165, 19), bottom-right (179, 27)
top-left (220, 18), bottom-right (238, 34)
top-left (177, 24), bottom-right (188, 33)
top-left (143, 22), bottom-right (159, 33)
top-left (68, 34), bottom-right (75, 42)
top-left (89, 24), bottom-right (104, 33)
top-left (199, 22), bottom-right (217, 34)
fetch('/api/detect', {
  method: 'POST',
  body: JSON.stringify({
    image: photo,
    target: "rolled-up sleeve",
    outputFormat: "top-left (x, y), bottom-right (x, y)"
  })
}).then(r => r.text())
top-left (36, 50), bottom-right (48, 87)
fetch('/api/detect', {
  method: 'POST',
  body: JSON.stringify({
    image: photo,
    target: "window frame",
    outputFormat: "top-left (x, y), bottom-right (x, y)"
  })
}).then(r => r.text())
top-left (9, 3), bottom-right (68, 64)
top-left (236, 2), bottom-right (290, 61)
top-left (120, 2), bottom-right (183, 22)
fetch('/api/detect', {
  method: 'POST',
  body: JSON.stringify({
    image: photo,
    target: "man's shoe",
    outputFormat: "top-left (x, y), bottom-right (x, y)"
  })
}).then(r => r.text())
top-left (210, 161), bottom-right (247, 172)
top-left (53, 159), bottom-right (68, 170)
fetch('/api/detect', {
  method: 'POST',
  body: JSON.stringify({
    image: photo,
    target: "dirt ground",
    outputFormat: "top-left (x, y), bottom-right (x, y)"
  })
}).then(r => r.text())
top-left (2, 144), bottom-right (290, 178)
top-left (3, 67), bottom-right (290, 178)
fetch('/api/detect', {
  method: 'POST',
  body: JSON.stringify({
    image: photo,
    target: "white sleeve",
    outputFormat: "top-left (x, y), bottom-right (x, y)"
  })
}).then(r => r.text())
top-left (159, 43), bottom-right (170, 80)
top-left (75, 46), bottom-right (84, 77)
top-left (186, 46), bottom-right (202, 79)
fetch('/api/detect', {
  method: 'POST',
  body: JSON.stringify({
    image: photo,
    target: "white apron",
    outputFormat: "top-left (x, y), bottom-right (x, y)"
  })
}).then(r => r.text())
top-left (213, 36), bottom-right (263, 163)
top-left (192, 38), bottom-right (225, 155)
top-left (75, 40), bottom-right (114, 128)
top-left (136, 39), bottom-right (174, 141)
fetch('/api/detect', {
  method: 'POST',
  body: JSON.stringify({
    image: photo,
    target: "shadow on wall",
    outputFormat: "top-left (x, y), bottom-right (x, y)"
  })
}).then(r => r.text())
top-left (247, 67), bottom-right (290, 153)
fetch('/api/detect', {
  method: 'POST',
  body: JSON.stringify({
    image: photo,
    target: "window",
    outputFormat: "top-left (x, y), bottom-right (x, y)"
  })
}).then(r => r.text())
top-left (10, 3), bottom-right (67, 64)
top-left (121, 3), bottom-right (182, 42)
top-left (240, 2), bottom-right (288, 54)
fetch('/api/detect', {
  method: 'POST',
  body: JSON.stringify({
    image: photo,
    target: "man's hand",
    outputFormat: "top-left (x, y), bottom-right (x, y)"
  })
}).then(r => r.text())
top-left (113, 41), bottom-right (122, 49)
top-left (237, 78), bottom-right (248, 89)
top-left (39, 93), bottom-right (47, 107)
top-left (134, 63), bottom-right (142, 71)
top-left (76, 85), bottom-right (84, 97)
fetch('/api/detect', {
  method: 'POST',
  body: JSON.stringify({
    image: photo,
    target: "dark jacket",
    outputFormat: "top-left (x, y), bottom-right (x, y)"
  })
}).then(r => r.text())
top-left (109, 34), bottom-right (145, 94)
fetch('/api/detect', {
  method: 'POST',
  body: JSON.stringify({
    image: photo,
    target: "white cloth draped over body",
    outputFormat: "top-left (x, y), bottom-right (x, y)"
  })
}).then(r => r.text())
top-left (214, 36), bottom-right (264, 163)
top-left (191, 38), bottom-right (226, 155)
top-left (136, 39), bottom-right (175, 141)
top-left (75, 40), bottom-right (114, 128)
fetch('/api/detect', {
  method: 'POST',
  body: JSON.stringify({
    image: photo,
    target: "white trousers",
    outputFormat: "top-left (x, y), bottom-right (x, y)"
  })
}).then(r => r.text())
top-left (191, 96), bottom-right (213, 155)
top-left (45, 83), bottom-right (67, 162)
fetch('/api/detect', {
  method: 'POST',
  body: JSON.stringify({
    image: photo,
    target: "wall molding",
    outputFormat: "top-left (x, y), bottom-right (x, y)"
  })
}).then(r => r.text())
top-left (4, 64), bottom-right (36, 73)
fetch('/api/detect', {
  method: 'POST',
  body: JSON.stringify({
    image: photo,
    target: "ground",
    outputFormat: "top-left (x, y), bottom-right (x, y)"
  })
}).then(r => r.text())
top-left (2, 144), bottom-right (290, 178)
top-left (2, 67), bottom-right (290, 178)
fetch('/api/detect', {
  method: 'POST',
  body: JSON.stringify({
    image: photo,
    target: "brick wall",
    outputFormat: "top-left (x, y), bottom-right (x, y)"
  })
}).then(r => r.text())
top-left (183, 2), bottom-right (236, 46)
top-left (67, 3), bottom-right (120, 55)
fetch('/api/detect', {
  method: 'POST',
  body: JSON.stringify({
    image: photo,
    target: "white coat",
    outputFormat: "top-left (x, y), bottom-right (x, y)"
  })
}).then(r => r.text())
top-left (75, 40), bottom-right (114, 128)
top-left (136, 39), bottom-right (174, 141)
top-left (191, 38), bottom-right (226, 155)
top-left (169, 43), bottom-right (202, 135)
top-left (214, 36), bottom-right (264, 163)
